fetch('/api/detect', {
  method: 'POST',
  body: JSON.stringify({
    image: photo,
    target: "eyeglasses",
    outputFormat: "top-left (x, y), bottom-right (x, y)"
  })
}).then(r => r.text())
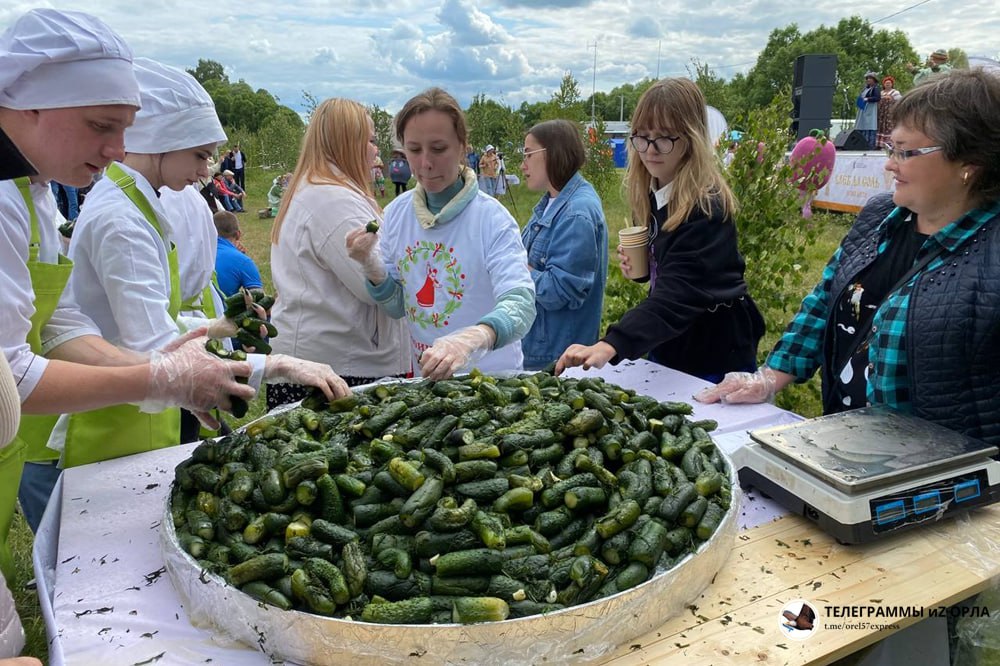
top-left (519, 147), bottom-right (547, 158)
top-left (883, 143), bottom-right (944, 163)
top-left (630, 134), bottom-right (680, 155)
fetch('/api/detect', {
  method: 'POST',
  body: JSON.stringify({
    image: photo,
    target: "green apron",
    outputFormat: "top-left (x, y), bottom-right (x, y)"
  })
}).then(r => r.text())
top-left (11, 178), bottom-right (71, 464)
top-left (2, 178), bottom-right (70, 579)
top-left (61, 164), bottom-right (181, 468)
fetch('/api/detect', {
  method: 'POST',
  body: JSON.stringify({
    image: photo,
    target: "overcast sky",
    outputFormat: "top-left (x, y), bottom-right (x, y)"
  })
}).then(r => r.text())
top-left (3, 1), bottom-right (998, 115)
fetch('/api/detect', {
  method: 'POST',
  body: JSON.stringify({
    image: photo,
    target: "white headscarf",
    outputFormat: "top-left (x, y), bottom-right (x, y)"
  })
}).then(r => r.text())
top-left (125, 57), bottom-right (227, 154)
top-left (0, 9), bottom-right (140, 110)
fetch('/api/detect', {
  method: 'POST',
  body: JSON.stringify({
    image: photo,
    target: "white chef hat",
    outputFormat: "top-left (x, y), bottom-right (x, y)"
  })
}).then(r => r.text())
top-left (125, 57), bottom-right (227, 154)
top-left (0, 9), bottom-right (140, 111)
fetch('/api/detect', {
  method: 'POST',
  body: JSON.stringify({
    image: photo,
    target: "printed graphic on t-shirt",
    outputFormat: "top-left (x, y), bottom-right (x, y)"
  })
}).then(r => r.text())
top-left (398, 240), bottom-right (466, 329)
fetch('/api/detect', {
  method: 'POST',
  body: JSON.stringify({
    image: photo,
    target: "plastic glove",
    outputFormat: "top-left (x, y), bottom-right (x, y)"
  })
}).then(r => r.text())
top-left (203, 299), bottom-right (269, 340)
top-left (345, 226), bottom-right (387, 284)
top-left (264, 354), bottom-right (351, 402)
top-left (694, 367), bottom-right (779, 405)
top-left (419, 325), bottom-right (496, 380)
top-left (203, 316), bottom-right (239, 339)
top-left (554, 341), bottom-right (617, 376)
top-left (139, 328), bottom-right (255, 428)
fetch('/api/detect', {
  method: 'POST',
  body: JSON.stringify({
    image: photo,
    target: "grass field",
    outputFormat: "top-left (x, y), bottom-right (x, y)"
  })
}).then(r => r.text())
top-left (8, 165), bottom-right (848, 661)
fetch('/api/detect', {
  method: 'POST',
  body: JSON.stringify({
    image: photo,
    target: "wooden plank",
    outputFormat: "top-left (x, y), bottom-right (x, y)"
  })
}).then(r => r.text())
top-left (597, 506), bottom-right (1000, 665)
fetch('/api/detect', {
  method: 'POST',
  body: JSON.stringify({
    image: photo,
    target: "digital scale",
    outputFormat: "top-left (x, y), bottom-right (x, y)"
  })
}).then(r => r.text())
top-left (734, 406), bottom-right (1000, 544)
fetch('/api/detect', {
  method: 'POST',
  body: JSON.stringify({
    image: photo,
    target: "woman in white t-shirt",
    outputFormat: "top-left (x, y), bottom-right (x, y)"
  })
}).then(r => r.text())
top-left (346, 87), bottom-right (535, 379)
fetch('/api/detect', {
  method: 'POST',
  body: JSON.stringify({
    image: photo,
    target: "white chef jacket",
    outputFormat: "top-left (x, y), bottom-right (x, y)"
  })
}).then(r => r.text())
top-left (0, 178), bottom-right (99, 402)
top-left (158, 183), bottom-right (225, 320)
top-left (42, 163), bottom-right (263, 454)
top-left (47, 161), bottom-right (182, 353)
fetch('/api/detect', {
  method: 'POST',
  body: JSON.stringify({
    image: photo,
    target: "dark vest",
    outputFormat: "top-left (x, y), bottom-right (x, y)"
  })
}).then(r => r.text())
top-left (820, 193), bottom-right (1000, 445)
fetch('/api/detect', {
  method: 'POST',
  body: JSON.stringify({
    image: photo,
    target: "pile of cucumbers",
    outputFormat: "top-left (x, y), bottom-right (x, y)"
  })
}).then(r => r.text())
top-left (169, 371), bottom-right (732, 625)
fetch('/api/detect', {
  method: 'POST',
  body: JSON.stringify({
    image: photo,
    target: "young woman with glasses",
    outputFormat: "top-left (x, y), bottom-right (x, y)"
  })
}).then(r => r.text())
top-left (698, 70), bottom-right (1000, 449)
top-left (556, 78), bottom-right (764, 381)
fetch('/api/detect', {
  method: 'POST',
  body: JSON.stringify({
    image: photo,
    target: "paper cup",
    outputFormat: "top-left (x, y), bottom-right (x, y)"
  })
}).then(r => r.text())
top-left (619, 225), bottom-right (647, 243)
top-left (621, 243), bottom-right (649, 279)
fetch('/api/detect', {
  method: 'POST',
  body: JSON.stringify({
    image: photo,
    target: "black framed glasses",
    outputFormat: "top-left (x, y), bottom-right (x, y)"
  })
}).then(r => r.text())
top-left (883, 143), bottom-right (943, 163)
top-left (630, 134), bottom-right (680, 155)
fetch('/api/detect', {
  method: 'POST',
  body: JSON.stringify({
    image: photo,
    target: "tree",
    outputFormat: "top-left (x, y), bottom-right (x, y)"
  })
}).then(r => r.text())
top-left (691, 62), bottom-right (742, 129)
top-left (187, 59), bottom-right (228, 85)
top-left (739, 17), bottom-right (919, 120)
top-left (541, 73), bottom-right (586, 123)
top-left (368, 104), bottom-right (395, 166)
top-left (465, 94), bottom-right (522, 154)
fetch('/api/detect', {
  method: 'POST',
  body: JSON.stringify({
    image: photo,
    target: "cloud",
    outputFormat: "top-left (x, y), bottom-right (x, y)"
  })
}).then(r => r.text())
top-left (248, 38), bottom-right (273, 56)
top-left (439, 0), bottom-right (509, 46)
top-left (372, 6), bottom-right (529, 85)
top-left (2, 0), bottom-right (999, 114)
top-left (627, 17), bottom-right (662, 39)
top-left (311, 46), bottom-right (337, 66)
top-left (502, 0), bottom-right (596, 6)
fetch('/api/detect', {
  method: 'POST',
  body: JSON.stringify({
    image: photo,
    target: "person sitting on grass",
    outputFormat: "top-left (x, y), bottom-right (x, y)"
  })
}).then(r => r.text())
top-left (222, 169), bottom-right (246, 210)
top-left (212, 171), bottom-right (243, 212)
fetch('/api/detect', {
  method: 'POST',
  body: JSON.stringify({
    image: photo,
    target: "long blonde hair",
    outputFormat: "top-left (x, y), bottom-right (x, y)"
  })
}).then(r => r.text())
top-left (271, 98), bottom-right (380, 243)
top-left (626, 78), bottom-right (736, 231)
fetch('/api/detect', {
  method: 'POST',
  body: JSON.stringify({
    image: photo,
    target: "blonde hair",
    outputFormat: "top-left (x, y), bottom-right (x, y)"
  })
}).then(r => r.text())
top-left (271, 98), bottom-right (379, 243)
top-left (626, 78), bottom-right (737, 231)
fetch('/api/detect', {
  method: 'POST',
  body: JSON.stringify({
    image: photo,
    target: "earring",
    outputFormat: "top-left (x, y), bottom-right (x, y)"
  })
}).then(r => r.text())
top-left (963, 171), bottom-right (969, 185)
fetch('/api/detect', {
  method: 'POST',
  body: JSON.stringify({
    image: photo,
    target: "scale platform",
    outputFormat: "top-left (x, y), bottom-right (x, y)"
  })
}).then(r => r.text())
top-left (735, 406), bottom-right (1000, 544)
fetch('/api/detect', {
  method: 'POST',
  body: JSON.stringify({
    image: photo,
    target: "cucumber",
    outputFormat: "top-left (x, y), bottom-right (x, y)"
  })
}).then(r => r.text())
top-left (595, 500), bottom-right (641, 539)
top-left (342, 540), bottom-right (368, 597)
top-left (679, 496), bottom-right (709, 528)
top-left (427, 498), bottom-right (478, 532)
top-left (696, 501), bottom-right (726, 540)
top-left (241, 581), bottom-right (293, 610)
top-left (414, 529), bottom-right (480, 559)
top-left (470, 510), bottom-right (507, 550)
top-left (430, 575), bottom-right (491, 596)
top-left (492, 487), bottom-right (535, 513)
top-left (400, 476), bottom-right (444, 528)
top-left (310, 519), bottom-right (358, 547)
top-left (658, 482), bottom-right (698, 524)
top-left (455, 477), bottom-right (510, 503)
top-left (228, 553), bottom-right (289, 587)
top-left (361, 596), bottom-right (434, 624)
top-left (452, 459), bottom-right (498, 482)
top-left (563, 409), bottom-right (605, 436)
top-left (305, 557), bottom-right (351, 604)
top-left (628, 519), bottom-right (669, 568)
top-left (433, 548), bottom-right (505, 577)
top-left (452, 597), bottom-right (510, 623)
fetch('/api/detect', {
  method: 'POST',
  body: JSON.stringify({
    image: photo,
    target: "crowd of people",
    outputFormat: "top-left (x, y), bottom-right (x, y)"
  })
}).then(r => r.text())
top-left (2, 7), bottom-right (1000, 663)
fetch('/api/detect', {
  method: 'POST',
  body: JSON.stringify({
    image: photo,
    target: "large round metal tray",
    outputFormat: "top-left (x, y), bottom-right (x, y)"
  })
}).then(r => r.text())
top-left (161, 380), bottom-right (740, 665)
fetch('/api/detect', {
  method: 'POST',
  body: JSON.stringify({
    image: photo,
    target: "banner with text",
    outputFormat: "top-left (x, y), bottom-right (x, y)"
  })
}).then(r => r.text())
top-left (813, 151), bottom-right (895, 214)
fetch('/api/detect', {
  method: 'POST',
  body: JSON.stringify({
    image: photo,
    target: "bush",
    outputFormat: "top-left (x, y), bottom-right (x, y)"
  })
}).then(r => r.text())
top-left (724, 94), bottom-right (821, 337)
top-left (581, 119), bottom-right (620, 204)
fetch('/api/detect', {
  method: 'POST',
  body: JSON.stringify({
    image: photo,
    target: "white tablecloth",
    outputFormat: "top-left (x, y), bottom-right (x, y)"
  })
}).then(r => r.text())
top-left (34, 360), bottom-right (795, 665)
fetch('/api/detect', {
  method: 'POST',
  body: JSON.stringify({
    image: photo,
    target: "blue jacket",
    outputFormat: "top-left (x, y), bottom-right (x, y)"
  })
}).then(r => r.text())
top-left (520, 172), bottom-right (608, 370)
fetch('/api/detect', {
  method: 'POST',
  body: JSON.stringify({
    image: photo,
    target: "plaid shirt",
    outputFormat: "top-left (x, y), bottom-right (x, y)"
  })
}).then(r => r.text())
top-left (768, 199), bottom-right (1000, 412)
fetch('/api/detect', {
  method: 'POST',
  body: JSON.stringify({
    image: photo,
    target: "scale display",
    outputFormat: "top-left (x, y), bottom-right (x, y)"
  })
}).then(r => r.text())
top-left (748, 406), bottom-right (995, 494)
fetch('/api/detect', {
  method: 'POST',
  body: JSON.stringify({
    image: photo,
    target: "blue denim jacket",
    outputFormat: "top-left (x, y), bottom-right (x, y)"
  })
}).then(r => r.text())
top-left (520, 172), bottom-right (608, 370)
